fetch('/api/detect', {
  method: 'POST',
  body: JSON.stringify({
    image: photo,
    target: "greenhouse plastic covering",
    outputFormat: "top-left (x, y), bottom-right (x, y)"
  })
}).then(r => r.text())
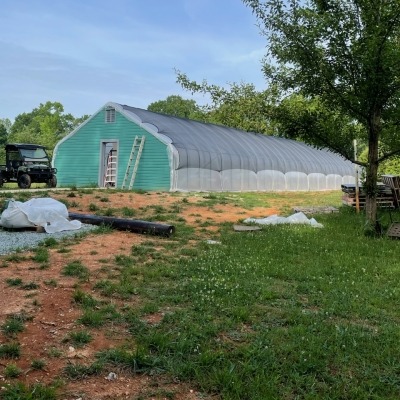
top-left (119, 103), bottom-right (355, 192)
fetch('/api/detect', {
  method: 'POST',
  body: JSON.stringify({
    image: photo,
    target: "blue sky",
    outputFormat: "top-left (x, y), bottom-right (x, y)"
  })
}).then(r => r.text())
top-left (0, 0), bottom-right (267, 121)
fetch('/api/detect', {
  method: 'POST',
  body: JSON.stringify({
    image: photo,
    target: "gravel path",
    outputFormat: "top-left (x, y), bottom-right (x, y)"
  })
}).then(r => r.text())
top-left (0, 224), bottom-right (97, 255)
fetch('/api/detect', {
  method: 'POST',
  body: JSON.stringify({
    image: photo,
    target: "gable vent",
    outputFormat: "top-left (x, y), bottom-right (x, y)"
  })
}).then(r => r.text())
top-left (105, 107), bottom-right (116, 123)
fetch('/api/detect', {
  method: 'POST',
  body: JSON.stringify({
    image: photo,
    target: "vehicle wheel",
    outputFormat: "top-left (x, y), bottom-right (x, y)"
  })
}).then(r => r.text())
top-left (47, 175), bottom-right (57, 188)
top-left (18, 174), bottom-right (32, 189)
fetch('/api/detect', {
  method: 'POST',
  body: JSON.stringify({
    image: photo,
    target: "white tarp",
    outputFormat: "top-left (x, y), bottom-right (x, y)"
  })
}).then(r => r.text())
top-left (0, 198), bottom-right (81, 233)
top-left (243, 212), bottom-right (323, 228)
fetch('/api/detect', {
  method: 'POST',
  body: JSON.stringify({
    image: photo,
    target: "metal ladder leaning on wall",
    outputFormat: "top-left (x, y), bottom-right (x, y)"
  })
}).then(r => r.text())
top-left (103, 149), bottom-right (117, 188)
top-left (122, 135), bottom-right (145, 190)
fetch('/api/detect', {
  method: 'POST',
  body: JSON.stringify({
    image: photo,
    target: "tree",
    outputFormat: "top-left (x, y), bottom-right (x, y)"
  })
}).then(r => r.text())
top-left (0, 124), bottom-right (7, 164)
top-left (0, 118), bottom-right (11, 163)
top-left (0, 118), bottom-right (12, 134)
top-left (243, 0), bottom-right (400, 228)
top-left (176, 72), bottom-right (278, 134)
top-left (147, 95), bottom-right (203, 119)
top-left (0, 122), bottom-right (8, 147)
top-left (274, 94), bottom-right (365, 159)
top-left (9, 102), bottom-right (88, 155)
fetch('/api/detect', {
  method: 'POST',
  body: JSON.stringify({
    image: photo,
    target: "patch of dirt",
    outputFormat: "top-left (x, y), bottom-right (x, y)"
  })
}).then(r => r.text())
top-left (0, 190), bottom-right (280, 399)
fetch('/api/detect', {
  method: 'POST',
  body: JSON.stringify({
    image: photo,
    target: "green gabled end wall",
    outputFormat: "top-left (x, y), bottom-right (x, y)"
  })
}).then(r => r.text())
top-left (54, 109), bottom-right (171, 190)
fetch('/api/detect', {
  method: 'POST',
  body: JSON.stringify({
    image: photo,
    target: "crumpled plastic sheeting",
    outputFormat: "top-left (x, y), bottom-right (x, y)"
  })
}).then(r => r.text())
top-left (243, 212), bottom-right (323, 228)
top-left (0, 198), bottom-right (81, 233)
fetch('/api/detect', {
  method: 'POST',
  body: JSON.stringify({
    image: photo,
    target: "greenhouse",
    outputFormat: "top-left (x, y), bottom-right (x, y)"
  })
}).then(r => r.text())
top-left (53, 102), bottom-right (356, 191)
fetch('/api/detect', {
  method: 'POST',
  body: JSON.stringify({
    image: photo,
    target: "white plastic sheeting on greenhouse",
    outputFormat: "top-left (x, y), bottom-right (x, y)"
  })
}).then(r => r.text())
top-left (117, 103), bottom-right (355, 192)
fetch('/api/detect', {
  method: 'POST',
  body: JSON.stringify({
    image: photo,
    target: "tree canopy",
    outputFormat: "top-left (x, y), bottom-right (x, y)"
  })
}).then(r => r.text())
top-left (244, 0), bottom-right (400, 227)
top-left (0, 122), bottom-right (8, 163)
top-left (147, 95), bottom-right (203, 120)
top-left (9, 101), bottom-right (88, 155)
top-left (176, 72), bottom-right (278, 134)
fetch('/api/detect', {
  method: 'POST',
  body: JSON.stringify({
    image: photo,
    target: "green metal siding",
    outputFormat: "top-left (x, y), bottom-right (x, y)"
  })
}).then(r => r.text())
top-left (54, 110), bottom-right (170, 190)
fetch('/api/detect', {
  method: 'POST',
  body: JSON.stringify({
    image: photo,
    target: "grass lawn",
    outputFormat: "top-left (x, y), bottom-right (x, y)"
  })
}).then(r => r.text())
top-left (126, 208), bottom-right (400, 399)
top-left (1, 190), bottom-right (400, 399)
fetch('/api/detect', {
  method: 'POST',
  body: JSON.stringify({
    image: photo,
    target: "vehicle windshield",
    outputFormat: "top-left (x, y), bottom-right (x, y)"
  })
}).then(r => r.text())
top-left (20, 148), bottom-right (48, 162)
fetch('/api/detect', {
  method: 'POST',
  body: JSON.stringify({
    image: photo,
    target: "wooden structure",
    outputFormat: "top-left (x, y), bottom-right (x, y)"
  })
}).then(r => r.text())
top-left (341, 183), bottom-right (395, 209)
top-left (380, 175), bottom-right (400, 238)
top-left (381, 175), bottom-right (400, 208)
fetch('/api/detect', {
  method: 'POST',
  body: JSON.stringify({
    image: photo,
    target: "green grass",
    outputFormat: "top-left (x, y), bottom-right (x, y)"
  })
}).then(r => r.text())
top-left (5, 254), bottom-right (28, 263)
top-left (1, 315), bottom-right (26, 337)
top-left (63, 361), bottom-right (103, 380)
top-left (44, 279), bottom-right (58, 287)
top-left (78, 303), bottom-right (121, 328)
top-left (32, 247), bottom-right (49, 263)
top-left (0, 382), bottom-right (57, 399)
top-left (46, 347), bottom-right (62, 358)
top-left (2, 190), bottom-right (400, 399)
top-left (66, 330), bottom-right (93, 347)
top-left (5, 278), bottom-right (23, 287)
top-left (4, 363), bottom-right (22, 378)
top-left (30, 359), bottom-right (46, 370)
top-left (72, 289), bottom-right (98, 308)
top-left (0, 343), bottom-right (20, 359)
top-left (96, 347), bottom-right (155, 374)
top-left (121, 206), bottom-right (136, 217)
top-left (21, 282), bottom-right (40, 290)
top-left (62, 260), bottom-right (90, 280)
top-left (88, 203), bottom-right (99, 211)
top-left (77, 310), bottom-right (105, 328)
top-left (39, 237), bottom-right (58, 248)
top-left (78, 203), bottom-right (399, 400)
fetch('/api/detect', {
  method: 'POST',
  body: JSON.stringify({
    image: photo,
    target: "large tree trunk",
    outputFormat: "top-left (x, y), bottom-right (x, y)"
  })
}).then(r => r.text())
top-left (364, 113), bottom-right (381, 228)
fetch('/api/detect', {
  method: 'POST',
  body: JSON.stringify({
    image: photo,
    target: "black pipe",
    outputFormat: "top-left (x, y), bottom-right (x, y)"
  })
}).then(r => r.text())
top-left (68, 212), bottom-right (175, 237)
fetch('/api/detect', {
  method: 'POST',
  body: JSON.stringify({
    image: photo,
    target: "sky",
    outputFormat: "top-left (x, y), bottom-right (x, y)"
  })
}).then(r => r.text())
top-left (0, 0), bottom-right (268, 122)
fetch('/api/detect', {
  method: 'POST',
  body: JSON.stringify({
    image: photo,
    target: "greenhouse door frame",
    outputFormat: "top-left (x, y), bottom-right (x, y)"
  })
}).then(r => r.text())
top-left (99, 140), bottom-right (119, 188)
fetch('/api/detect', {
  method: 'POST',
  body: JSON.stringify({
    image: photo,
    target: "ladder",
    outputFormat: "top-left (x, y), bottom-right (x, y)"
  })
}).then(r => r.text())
top-left (122, 136), bottom-right (145, 189)
top-left (103, 149), bottom-right (117, 188)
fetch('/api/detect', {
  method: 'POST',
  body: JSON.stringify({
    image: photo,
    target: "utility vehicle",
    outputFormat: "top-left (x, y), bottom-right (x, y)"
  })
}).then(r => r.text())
top-left (0, 143), bottom-right (57, 189)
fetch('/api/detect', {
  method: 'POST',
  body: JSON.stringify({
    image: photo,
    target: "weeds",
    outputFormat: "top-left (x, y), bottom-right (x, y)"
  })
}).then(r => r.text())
top-left (30, 359), bottom-right (46, 370)
top-left (96, 347), bottom-right (155, 374)
top-left (78, 310), bottom-right (105, 328)
top-left (1, 315), bottom-right (26, 337)
top-left (40, 237), bottom-right (58, 247)
top-left (72, 290), bottom-right (98, 308)
top-left (32, 247), bottom-right (49, 263)
top-left (4, 363), bottom-right (22, 378)
top-left (62, 260), bottom-right (90, 280)
top-left (121, 206), bottom-right (136, 217)
top-left (44, 279), bottom-right (58, 287)
top-left (88, 203), bottom-right (99, 211)
top-left (0, 382), bottom-right (57, 399)
top-left (0, 343), bottom-right (20, 359)
top-left (6, 278), bottom-right (23, 287)
top-left (5, 254), bottom-right (27, 263)
top-left (63, 361), bottom-right (103, 380)
top-left (101, 207), bottom-right (115, 216)
top-left (66, 330), bottom-right (93, 347)
top-left (47, 347), bottom-right (62, 358)
top-left (21, 282), bottom-right (40, 290)
top-left (93, 223), bottom-right (114, 234)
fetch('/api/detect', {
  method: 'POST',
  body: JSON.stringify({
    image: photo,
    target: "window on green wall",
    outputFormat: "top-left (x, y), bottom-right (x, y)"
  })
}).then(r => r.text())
top-left (105, 107), bottom-right (116, 123)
